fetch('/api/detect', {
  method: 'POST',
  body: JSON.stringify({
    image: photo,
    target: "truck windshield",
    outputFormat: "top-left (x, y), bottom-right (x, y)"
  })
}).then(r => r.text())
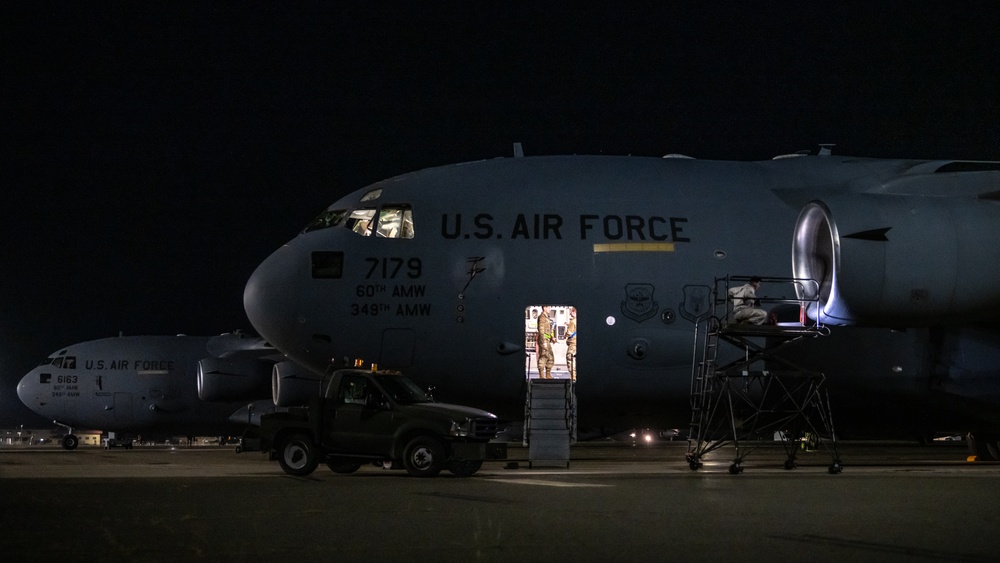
top-left (374, 375), bottom-right (431, 405)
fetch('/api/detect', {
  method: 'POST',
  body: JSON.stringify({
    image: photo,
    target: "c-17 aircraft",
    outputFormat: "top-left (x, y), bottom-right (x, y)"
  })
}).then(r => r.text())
top-left (241, 146), bottom-right (1000, 459)
top-left (16, 331), bottom-right (291, 449)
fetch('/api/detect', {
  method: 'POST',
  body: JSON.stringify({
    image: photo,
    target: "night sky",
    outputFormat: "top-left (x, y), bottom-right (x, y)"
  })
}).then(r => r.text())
top-left (3, 3), bottom-right (999, 427)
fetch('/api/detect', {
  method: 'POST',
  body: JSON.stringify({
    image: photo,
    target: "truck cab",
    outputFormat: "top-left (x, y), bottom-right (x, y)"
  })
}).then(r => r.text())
top-left (256, 369), bottom-right (504, 477)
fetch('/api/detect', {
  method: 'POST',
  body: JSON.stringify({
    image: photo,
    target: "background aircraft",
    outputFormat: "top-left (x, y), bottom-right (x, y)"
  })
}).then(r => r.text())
top-left (238, 149), bottom-right (1000, 459)
top-left (17, 332), bottom-right (285, 449)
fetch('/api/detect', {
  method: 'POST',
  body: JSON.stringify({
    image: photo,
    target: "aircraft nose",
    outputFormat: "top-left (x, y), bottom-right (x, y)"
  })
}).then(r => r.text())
top-left (244, 245), bottom-right (301, 351)
top-left (17, 370), bottom-right (42, 412)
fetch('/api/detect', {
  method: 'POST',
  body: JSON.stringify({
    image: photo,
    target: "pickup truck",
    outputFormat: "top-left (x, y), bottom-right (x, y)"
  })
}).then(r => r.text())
top-left (104, 437), bottom-right (133, 449)
top-left (254, 369), bottom-right (504, 477)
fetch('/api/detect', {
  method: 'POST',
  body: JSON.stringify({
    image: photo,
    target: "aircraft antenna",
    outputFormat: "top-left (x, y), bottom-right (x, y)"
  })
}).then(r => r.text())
top-left (513, 142), bottom-right (524, 158)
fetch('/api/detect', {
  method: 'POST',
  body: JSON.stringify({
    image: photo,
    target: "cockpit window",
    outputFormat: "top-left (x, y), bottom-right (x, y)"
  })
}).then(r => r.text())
top-left (360, 189), bottom-right (383, 202)
top-left (345, 209), bottom-right (376, 236)
top-left (302, 201), bottom-right (415, 239)
top-left (376, 206), bottom-right (415, 239)
top-left (302, 208), bottom-right (348, 233)
top-left (52, 357), bottom-right (76, 369)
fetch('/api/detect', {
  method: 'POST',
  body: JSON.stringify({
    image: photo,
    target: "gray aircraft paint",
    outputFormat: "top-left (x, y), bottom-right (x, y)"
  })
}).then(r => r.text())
top-left (244, 153), bottom-right (1000, 436)
top-left (17, 332), bottom-right (279, 436)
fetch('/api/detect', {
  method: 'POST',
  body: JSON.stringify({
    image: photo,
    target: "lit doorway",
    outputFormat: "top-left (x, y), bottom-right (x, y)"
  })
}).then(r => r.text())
top-left (524, 305), bottom-right (577, 381)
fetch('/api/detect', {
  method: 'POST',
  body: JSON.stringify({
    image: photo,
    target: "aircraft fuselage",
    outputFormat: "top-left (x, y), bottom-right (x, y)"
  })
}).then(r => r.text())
top-left (17, 334), bottom-right (270, 436)
top-left (244, 155), bottom-right (1000, 434)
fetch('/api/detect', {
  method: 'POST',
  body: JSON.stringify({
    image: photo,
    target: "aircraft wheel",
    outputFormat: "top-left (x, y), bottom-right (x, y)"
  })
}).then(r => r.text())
top-left (326, 461), bottom-right (362, 474)
top-left (447, 460), bottom-right (483, 477)
top-left (982, 434), bottom-right (1000, 461)
top-left (402, 436), bottom-right (445, 477)
top-left (277, 433), bottom-right (319, 476)
top-left (988, 440), bottom-right (1000, 461)
top-left (61, 434), bottom-right (79, 450)
top-left (968, 432), bottom-right (1000, 461)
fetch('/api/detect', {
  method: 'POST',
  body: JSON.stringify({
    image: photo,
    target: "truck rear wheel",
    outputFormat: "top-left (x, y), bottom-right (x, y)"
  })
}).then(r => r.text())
top-left (402, 436), bottom-right (445, 477)
top-left (277, 433), bottom-right (319, 476)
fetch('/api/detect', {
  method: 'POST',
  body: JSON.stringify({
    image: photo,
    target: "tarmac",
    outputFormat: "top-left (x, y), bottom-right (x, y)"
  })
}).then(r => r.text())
top-left (2, 441), bottom-right (999, 562)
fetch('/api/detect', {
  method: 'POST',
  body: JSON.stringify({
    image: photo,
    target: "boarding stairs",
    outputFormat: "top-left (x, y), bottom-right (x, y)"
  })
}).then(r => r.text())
top-left (686, 275), bottom-right (843, 474)
top-left (523, 379), bottom-right (577, 468)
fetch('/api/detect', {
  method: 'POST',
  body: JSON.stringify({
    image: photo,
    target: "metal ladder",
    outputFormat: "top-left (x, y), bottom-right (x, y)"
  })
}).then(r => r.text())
top-left (687, 317), bottom-right (720, 455)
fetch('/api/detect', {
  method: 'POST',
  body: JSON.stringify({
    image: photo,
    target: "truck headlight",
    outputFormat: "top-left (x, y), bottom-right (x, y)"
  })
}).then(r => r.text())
top-left (450, 419), bottom-right (472, 437)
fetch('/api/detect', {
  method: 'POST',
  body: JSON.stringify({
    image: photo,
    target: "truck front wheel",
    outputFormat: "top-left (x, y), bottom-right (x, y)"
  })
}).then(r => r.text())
top-left (277, 433), bottom-right (319, 476)
top-left (402, 436), bottom-right (445, 477)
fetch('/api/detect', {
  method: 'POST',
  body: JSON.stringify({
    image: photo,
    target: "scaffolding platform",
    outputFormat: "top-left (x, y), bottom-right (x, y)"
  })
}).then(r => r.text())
top-left (686, 276), bottom-right (843, 474)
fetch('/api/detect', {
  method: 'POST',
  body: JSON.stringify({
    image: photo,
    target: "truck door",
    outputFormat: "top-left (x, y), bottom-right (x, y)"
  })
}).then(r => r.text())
top-left (325, 374), bottom-right (395, 454)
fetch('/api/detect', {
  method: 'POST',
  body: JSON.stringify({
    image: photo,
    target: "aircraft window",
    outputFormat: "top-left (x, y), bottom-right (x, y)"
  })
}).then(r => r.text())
top-left (360, 189), bottom-right (383, 202)
top-left (375, 206), bottom-right (415, 239)
top-left (312, 251), bottom-right (344, 279)
top-left (345, 209), bottom-right (376, 236)
top-left (52, 357), bottom-right (75, 368)
top-left (302, 208), bottom-right (348, 233)
top-left (39, 358), bottom-right (54, 366)
top-left (373, 375), bottom-right (430, 404)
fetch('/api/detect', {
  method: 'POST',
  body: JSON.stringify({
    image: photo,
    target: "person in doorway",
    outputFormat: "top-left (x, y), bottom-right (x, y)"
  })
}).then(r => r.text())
top-left (729, 276), bottom-right (768, 325)
top-left (536, 305), bottom-right (555, 379)
top-left (565, 307), bottom-right (577, 381)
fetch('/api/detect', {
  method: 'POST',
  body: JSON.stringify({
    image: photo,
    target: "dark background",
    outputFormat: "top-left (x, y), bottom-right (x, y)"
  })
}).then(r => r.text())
top-left (3, 3), bottom-right (999, 426)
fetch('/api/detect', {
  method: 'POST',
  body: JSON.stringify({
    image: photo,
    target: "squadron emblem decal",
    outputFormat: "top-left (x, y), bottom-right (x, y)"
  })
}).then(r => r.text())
top-left (621, 283), bottom-right (658, 322)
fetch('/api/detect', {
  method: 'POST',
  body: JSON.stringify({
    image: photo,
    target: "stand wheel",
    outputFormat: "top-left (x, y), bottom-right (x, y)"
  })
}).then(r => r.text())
top-left (784, 459), bottom-right (797, 470)
top-left (688, 460), bottom-right (703, 470)
top-left (728, 462), bottom-right (743, 474)
top-left (828, 462), bottom-right (843, 474)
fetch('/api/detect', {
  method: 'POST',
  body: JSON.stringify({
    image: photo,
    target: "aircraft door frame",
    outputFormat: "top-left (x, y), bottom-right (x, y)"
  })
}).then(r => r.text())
top-left (525, 304), bottom-right (577, 381)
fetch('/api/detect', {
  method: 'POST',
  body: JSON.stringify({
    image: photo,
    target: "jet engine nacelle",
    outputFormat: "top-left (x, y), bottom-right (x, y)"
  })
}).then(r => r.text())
top-left (793, 194), bottom-right (1000, 326)
top-left (197, 357), bottom-right (273, 402)
top-left (272, 361), bottom-right (324, 406)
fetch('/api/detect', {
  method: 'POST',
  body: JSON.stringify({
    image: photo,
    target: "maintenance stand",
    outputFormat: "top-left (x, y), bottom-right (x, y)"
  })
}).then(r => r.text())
top-left (686, 276), bottom-right (843, 474)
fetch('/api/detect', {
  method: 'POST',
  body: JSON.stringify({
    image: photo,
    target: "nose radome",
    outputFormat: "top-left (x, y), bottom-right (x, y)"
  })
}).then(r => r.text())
top-left (17, 371), bottom-right (40, 412)
top-left (244, 245), bottom-right (300, 352)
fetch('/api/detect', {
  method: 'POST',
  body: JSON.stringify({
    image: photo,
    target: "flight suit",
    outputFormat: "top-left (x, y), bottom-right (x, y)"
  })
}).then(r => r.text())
top-left (537, 312), bottom-right (555, 379)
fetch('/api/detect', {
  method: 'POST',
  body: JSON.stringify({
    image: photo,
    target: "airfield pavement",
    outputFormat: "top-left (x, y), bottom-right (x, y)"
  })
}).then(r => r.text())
top-left (2, 441), bottom-right (999, 562)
